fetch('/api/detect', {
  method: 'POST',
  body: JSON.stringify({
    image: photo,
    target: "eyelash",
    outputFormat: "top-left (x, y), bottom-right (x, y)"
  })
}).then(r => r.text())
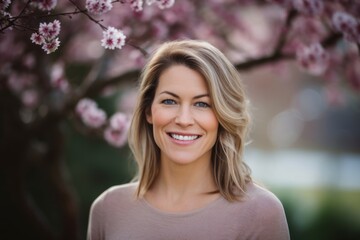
top-left (194, 102), bottom-right (210, 108)
top-left (161, 99), bottom-right (176, 105)
top-left (161, 99), bottom-right (211, 108)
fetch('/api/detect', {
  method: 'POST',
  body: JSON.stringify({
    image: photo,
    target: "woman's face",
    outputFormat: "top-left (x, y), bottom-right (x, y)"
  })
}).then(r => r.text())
top-left (147, 64), bottom-right (219, 166)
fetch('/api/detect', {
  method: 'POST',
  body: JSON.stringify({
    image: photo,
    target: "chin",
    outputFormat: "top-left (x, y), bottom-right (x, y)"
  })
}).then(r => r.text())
top-left (170, 158), bottom-right (197, 165)
top-left (165, 152), bottom-right (210, 166)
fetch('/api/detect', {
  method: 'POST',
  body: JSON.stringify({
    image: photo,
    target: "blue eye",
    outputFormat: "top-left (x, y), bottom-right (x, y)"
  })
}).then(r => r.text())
top-left (195, 102), bottom-right (210, 108)
top-left (162, 99), bottom-right (176, 105)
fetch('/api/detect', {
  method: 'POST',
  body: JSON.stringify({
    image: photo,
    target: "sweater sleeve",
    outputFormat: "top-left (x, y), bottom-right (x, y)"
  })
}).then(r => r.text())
top-left (253, 191), bottom-right (290, 240)
top-left (87, 193), bottom-right (106, 240)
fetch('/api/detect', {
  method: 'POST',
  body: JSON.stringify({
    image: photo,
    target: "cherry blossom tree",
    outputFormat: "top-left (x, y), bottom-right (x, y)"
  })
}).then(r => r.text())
top-left (0, 0), bottom-right (359, 239)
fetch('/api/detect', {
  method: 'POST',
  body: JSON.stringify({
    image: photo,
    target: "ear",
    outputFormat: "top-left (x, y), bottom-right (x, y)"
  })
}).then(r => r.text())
top-left (146, 107), bottom-right (153, 124)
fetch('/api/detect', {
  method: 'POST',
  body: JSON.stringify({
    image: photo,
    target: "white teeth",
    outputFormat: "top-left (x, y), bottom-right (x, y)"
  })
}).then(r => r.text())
top-left (170, 134), bottom-right (198, 141)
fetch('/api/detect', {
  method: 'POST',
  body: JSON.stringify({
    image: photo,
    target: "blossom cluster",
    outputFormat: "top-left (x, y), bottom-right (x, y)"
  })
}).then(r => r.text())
top-left (82, 0), bottom-right (176, 13)
top-left (146, 0), bottom-right (175, 10)
top-left (101, 27), bottom-right (126, 50)
top-left (296, 43), bottom-right (328, 76)
top-left (267, 0), bottom-right (359, 78)
top-left (31, 20), bottom-right (61, 54)
top-left (86, 0), bottom-right (112, 15)
top-left (332, 12), bottom-right (360, 44)
top-left (130, 0), bottom-right (144, 12)
top-left (76, 98), bottom-right (130, 147)
top-left (76, 98), bottom-right (107, 128)
top-left (97, 0), bottom-right (175, 50)
top-left (31, 0), bottom-right (58, 11)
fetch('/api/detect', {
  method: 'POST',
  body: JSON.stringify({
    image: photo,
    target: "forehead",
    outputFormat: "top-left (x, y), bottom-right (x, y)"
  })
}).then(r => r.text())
top-left (156, 64), bottom-right (209, 95)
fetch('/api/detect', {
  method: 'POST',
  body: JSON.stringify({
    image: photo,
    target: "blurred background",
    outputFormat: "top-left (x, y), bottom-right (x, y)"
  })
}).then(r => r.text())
top-left (1, 0), bottom-right (360, 239)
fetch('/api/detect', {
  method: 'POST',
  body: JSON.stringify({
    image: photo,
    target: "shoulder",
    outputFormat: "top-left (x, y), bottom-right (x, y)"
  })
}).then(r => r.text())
top-left (241, 182), bottom-right (290, 239)
top-left (245, 182), bottom-right (284, 210)
top-left (87, 183), bottom-right (139, 239)
top-left (221, 182), bottom-right (286, 219)
top-left (242, 182), bottom-right (286, 220)
top-left (91, 182), bottom-right (138, 211)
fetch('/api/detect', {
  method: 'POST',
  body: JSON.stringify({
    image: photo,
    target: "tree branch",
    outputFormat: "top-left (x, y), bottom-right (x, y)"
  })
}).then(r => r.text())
top-left (67, 0), bottom-right (107, 30)
top-left (273, 9), bottom-right (297, 54)
top-left (0, 0), bottom-right (31, 32)
top-left (236, 32), bottom-right (343, 71)
top-left (235, 52), bottom-right (293, 71)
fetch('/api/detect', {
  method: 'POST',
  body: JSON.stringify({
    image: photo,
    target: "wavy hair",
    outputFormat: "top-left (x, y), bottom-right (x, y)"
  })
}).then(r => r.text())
top-left (128, 40), bottom-right (252, 201)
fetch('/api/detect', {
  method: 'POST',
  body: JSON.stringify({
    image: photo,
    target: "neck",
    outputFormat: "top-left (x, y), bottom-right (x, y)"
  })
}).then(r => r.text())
top-left (152, 157), bottom-right (217, 200)
top-left (144, 155), bottom-right (221, 213)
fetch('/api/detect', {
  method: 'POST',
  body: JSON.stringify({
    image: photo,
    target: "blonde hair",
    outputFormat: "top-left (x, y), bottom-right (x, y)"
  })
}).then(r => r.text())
top-left (128, 40), bottom-right (252, 201)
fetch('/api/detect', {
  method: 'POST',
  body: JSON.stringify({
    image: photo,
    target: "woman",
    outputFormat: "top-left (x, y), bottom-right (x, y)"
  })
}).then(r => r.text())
top-left (87, 40), bottom-right (290, 240)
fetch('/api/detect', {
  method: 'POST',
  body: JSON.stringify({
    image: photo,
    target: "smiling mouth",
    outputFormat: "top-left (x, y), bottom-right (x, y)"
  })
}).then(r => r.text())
top-left (168, 133), bottom-right (201, 141)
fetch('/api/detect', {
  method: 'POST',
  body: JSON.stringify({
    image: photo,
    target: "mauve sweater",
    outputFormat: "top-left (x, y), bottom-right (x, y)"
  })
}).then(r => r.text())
top-left (87, 182), bottom-right (290, 240)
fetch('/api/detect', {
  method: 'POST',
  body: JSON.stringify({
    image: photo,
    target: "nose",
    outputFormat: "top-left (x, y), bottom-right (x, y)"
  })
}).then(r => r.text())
top-left (175, 105), bottom-right (194, 127)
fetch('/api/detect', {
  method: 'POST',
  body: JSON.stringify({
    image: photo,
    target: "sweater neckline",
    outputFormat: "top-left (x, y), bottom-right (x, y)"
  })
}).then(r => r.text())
top-left (139, 194), bottom-right (225, 217)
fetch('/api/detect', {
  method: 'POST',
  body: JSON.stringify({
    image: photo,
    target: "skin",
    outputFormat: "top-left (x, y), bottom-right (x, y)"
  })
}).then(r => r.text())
top-left (145, 64), bottom-right (220, 212)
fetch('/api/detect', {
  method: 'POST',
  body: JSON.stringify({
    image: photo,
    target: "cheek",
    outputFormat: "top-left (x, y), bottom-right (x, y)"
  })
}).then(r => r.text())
top-left (202, 112), bottom-right (219, 132)
top-left (150, 106), bottom-right (172, 127)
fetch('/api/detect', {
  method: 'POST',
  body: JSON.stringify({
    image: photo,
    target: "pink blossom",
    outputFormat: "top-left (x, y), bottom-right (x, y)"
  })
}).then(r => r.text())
top-left (146, 0), bottom-right (156, 5)
top-left (146, 0), bottom-right (175, 9)
top-left (30, 33), bottom-right (45, 45)
top-left (130, 0), bottom-right (144, 12)
top-left (81, 107), bottom-right (107, 128)
top-left (76, 98), bottom-right (97, 115)
top-left (31, 20), bottom-right (61, 54)
top-left (109, 112), bottom-right (128, 129)
top-left (86, 0), bottom-right (113, 15)
top-left (42, 38), bottom-right (60, 54)
top-left (104, 127), bottom-right (128, 147)
top-left (39, 20), bottom-right (60, 40)
top-left (157, 0), bottom-right (175, 9)
top-left (332, 12), bottom-right (360, 44)
top-left (296, 42), bottom-right (328, 75)
top-left (103, 112), bottom-right (130, 147)
top-left (31, 0), bottom-right (58, 11)
top-left (293, 0), bottom-right (324, 16)
top-left (75, 98), bottom-right (107, 128)
top-left (101, 27), bottom-right (126, 50)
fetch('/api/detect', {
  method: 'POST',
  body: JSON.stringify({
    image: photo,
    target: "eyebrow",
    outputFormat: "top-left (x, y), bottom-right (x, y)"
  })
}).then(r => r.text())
top-left (160, 91), bottom-right (210, 99)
